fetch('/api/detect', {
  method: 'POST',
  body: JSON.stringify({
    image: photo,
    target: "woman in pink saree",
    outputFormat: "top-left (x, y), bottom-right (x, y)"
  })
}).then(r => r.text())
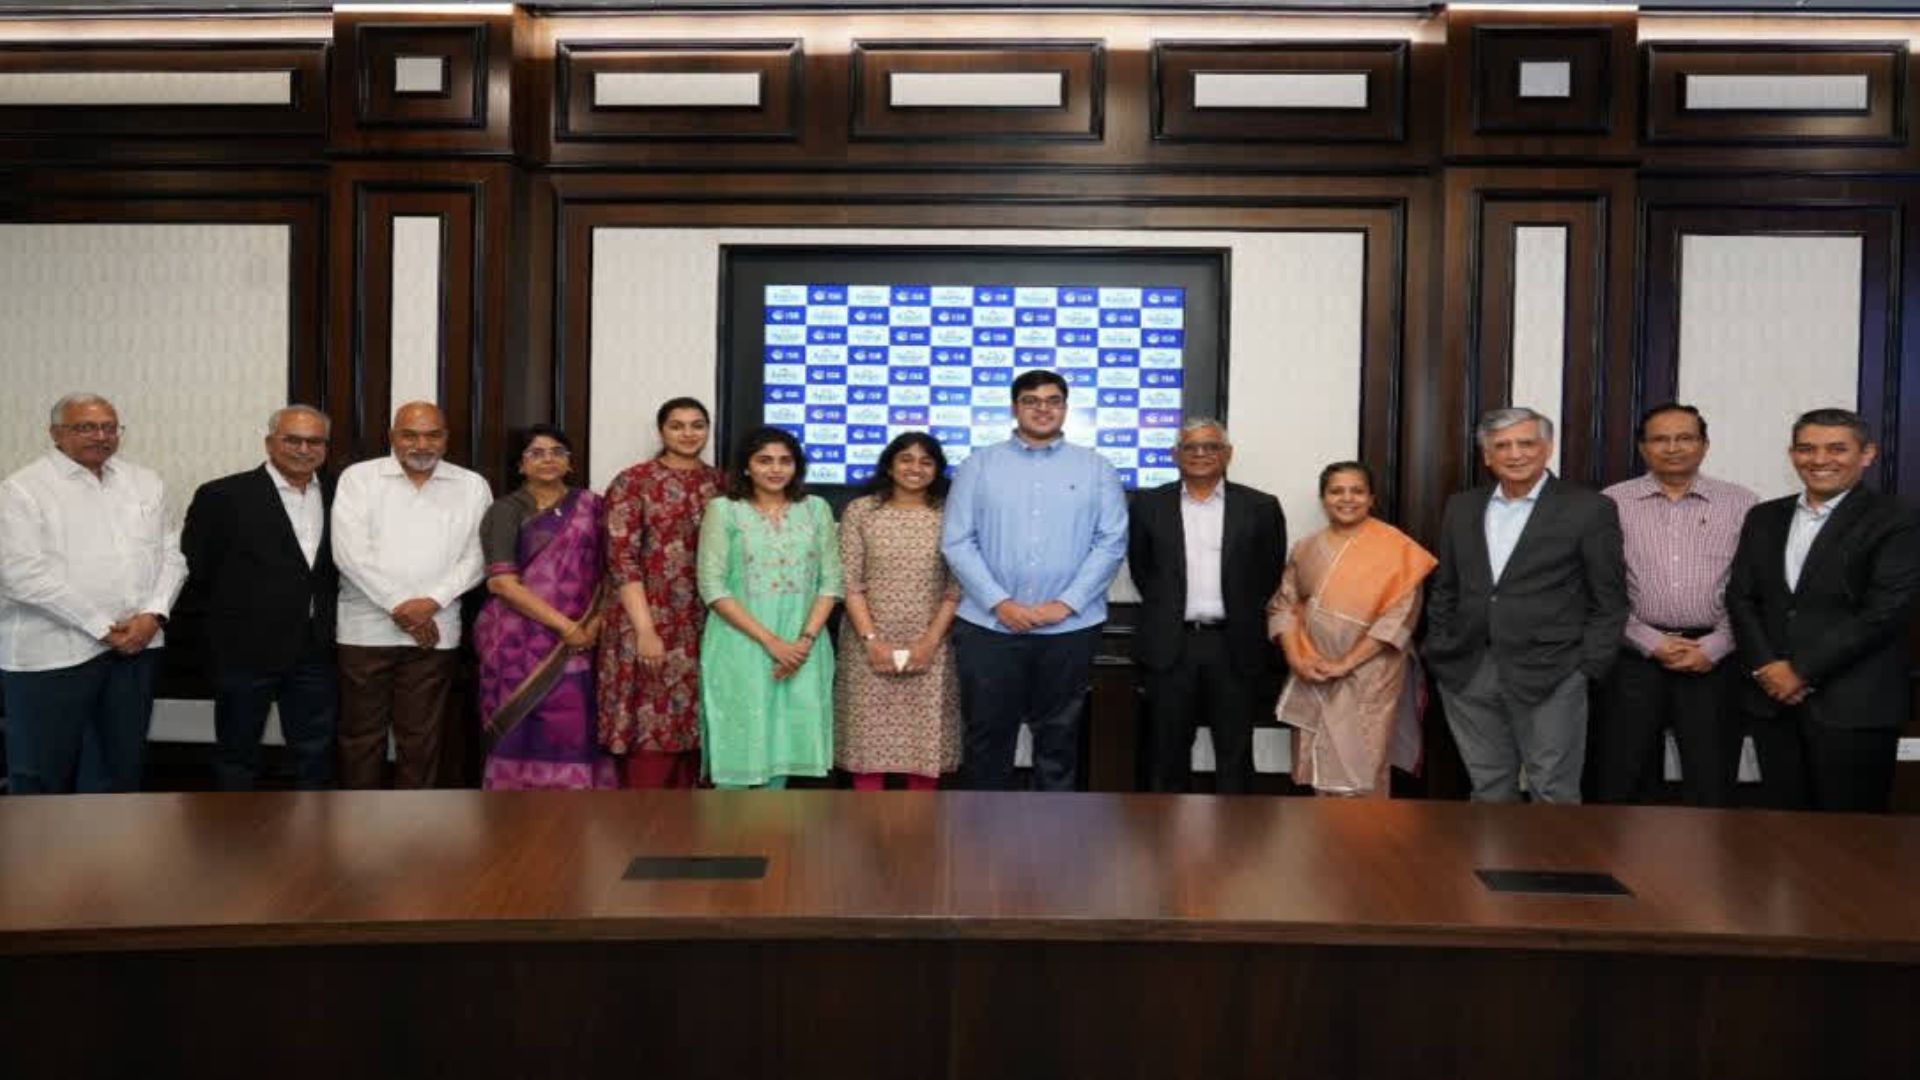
top-left (474, 426), bottom-right (616, 790)
top-left (1268, 462), bottom-right (1436, 797)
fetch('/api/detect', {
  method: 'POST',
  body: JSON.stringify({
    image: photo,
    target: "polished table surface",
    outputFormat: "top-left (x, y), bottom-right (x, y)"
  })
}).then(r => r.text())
top-left (2, 790), bottom-right (1918, 962)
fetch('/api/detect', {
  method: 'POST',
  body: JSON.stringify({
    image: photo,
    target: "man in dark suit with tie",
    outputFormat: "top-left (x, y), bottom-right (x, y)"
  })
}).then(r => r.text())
top-left (181, 405), bottom-right (339, 789)
top-left (1424, 407), bottom-right (1628, 803)
top-left (1127, 418), bottom-right (1286, 793)
top-left (1726, 407), bottom-right (1920, 812)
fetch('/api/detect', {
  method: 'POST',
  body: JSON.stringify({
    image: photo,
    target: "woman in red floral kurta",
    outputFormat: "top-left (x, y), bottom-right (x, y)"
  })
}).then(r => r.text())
top-left (597, 398), bottom-right (726, 788)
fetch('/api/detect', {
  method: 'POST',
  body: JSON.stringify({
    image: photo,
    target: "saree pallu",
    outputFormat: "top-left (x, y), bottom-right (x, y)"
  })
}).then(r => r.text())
top-left (1271, 517), bottom-right (1437, 795)
top-left (474, 489), bottom-right (618, 790)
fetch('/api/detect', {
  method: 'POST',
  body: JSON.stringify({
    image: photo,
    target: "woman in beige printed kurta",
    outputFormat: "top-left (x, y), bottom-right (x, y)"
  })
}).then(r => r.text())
top-left (834, 433), bottom-right (961, 788)
top-left (1268, 462), bottom-right (1437, 797)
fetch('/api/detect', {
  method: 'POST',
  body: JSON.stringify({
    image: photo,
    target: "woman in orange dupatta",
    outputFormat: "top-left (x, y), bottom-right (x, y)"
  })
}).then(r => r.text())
top-left (1268, 462), bottom-right (1437, 797)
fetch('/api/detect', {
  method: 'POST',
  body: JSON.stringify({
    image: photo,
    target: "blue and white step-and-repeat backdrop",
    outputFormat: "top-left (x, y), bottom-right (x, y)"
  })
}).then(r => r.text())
top-left (761, 282), bottom-right (1188, 489)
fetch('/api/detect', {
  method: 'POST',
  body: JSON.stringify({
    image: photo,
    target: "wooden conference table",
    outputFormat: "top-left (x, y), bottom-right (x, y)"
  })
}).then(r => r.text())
top-left (1, 791), bottom-right (1916, 1079)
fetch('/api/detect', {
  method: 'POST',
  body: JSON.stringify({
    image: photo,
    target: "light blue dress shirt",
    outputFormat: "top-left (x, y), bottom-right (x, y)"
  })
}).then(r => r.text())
top-left (1784, 487), bottom-right (1849, 592)
top-left (1484, 472), bottom-right (1550, 583)
top-left (940, 435), bottom-right (1129, 634)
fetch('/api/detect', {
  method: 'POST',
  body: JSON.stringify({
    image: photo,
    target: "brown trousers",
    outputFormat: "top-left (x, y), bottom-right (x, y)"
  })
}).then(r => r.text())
top-left (336, 645), bottom-right (458, 789)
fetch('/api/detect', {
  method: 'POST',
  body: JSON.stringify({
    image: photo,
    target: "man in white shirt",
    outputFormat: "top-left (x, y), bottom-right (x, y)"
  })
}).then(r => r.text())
top-left (182, 405), bottom-right (339, 790)
top-left (331, 401), bottom-right (490, 788)
top-left (0, 393), bottom-right (186, 793)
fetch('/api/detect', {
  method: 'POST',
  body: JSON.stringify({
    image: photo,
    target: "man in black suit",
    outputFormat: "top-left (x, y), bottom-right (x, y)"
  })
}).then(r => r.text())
top-left (181, 405), bottom-right (338, 789)
top-left (1127, 418), bottom-right (1286, 793)
top-left (1726, 407), bottom-right (1920, 812)
top-left (1424, 407), bottom-right (1628, 803)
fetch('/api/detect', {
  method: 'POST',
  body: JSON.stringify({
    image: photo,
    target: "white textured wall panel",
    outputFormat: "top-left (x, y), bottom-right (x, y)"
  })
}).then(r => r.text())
top-left (1509, 225), bottom-right (1568, 474)
top-left (589, 227), bottom-right (1365, 551)
top-left (888, 71), bottom-right (1064, 108)
top-left (0, 224), bottom-right (291, 526)
top-left (1677, 234), bottom-right (1862, 499)
top-left (1517, 60), bottom-right (1572, 99)
top-left (393, 55), bottom-right (446, 95)
top-left (0, 70), bottom-right (292, 106)
top-left (595, 70), bottom-right (762, 107)
top-left (1685, 73), bottom-right (1870, 111)
top-left (1191, 71), bottom-right (1369, 109)
top-left (389, 215), bottom-right (444, 412)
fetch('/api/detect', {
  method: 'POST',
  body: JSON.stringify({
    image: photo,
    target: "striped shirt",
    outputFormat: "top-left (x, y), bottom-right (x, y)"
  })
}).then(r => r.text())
top-left (1601, 472), bottom-right (1757, 663)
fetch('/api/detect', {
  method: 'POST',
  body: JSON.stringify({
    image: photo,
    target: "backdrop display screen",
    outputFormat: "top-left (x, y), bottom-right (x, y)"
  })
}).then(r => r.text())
top-left (723, 248), bottom-right (1227, 492)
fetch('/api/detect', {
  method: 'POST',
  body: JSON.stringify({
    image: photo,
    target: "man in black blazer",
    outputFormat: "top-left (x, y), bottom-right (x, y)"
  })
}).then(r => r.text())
top-left (1424, 407), bottom-right (1628, 803)
top-left (181, 405), bottom-right (339, 789)
top-left (1127, 418), bottom-right (1286, 793)
top-left (1726, 407), bottom-right (1920, 812)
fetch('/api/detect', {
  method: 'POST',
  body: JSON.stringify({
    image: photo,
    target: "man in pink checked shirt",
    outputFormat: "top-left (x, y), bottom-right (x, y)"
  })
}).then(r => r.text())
top-left (1597, 403), bottom-right (1756, 807)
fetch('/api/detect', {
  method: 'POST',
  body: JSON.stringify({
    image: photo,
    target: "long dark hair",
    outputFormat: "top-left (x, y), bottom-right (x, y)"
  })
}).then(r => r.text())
top-left (863, 431), bottom-right (950, 508)
top-left (725, 426), bottom-right (808, 502)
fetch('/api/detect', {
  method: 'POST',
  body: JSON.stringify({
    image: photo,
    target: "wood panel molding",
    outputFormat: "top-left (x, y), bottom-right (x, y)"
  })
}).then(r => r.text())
top-left (555, 39), bottom-right (803, 142)
top-left (1445, 9), bottom-right (1637, 160)
top-left (330, 9), bottom-right (515, 155)
top-left (329, 163), bottom-right (514, 484)
top-left (1643, 41), bottom-right (1908, 147)
top-left (1150, 40), bottom-right (1408, 144)
top-left (1638, 188), bottom-right (1908, 493)
top-left (848, 40), bottom-right (1104, 142)
top-left (0, 40), bottom-right (326, 161)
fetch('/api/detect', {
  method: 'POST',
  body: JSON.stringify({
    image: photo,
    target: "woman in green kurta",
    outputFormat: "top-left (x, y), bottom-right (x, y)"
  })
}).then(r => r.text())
top-left (697, 426), bottom-right (842, 788)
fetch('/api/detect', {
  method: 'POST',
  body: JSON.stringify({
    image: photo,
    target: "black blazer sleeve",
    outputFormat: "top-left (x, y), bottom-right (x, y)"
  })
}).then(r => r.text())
top-left (1725, 504), bottom-right (1783, 672)
top-left (1578, 493), bottom-right (1629, 681)
top-left (1424, 494), bottom-right (1463, 655)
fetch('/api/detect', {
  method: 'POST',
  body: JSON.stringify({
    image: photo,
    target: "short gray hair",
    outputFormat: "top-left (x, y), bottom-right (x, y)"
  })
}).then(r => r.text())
top-left (267, 404), bottom-right (332, 435)
top-left (1475, 407), bottom-right (1554, 447)
top-left (1177, 417), bottom-right (1231, 445)
top-left (49, 392), bottom-right (113, 425)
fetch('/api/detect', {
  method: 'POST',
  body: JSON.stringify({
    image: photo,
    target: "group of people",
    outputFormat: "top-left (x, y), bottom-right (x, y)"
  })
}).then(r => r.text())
top-left (0, 374), bottom-right (1913, 812)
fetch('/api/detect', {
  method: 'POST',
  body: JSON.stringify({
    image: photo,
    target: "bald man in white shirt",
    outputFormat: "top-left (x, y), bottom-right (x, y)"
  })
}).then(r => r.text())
top-left (331, 402), bottom-right (491, 788)
top-left (0, 393), bottom-right (186, 793)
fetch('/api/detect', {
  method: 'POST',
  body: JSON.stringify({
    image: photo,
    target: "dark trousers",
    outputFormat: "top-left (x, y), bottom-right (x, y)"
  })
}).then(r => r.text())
top-left (212, 640), bottom-right (337, 791)
top-left (953, 622), bottom-right (1101, 791)
top-left (2, 649), bottom-right (159, 794)
top-left (1141, 626), bottom-right (1257, 794)
top-left (1748, 709), bottom-right (1899, 813)
top-left (336, 645), bottom-right (457, 790)
top-left (1596, 648), bottom-right (1742, 807)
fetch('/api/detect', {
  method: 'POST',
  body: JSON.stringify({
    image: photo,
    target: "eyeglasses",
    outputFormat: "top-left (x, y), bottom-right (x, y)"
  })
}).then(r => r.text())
top-left (275, 435), bottom-right (329, 450)
top-left (1015, 395), bottom-right (1067, 410)
top-left (1643, 434), bottom-right (1703, 448)
top-left (59, 422), bottom-right (122, 437)
top-left (1178, 442), bottom-right (1227, 456)
top-left (523, 447), bottom-right (572, 461)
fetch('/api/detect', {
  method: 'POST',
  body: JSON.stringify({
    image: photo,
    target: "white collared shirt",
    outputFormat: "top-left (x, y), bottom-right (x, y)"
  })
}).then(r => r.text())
top-left (330, 455), bottom-right (491, 650)
top-left (1484, 471), bottom-right (1550, 583)
top-left (0, 450), bottom-right (187, 672)
top-left (1785, 487), bottom-right (1850, 592)
top-left (266, 461), bottom-right (324, 569)
top-left (1180, 481), bottom-right (1227, 621)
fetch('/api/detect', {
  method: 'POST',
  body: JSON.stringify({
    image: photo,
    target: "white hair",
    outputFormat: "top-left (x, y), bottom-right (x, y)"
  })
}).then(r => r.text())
top-left (1177, 416), bottom-right (1231, 445)
top-left (49, 392), bottom-right (113, 425)
top-left (1476, 407), bottom-right (1554, 447)
top-left (267, 404), bottom-right (332, 435)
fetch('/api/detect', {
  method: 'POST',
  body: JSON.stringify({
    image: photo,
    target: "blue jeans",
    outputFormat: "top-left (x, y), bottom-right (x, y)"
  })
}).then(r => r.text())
top-left (212, 654), bottom-right (338, 790)
top-left (3, 649), bottom-right (160, 794)
top-left (952, 622), bottom-right (1100, 791)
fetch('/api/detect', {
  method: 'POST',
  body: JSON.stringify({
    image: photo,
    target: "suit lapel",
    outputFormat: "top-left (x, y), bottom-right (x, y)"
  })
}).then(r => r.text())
top-left (1461, 486), bottom-right (1496, 587)
top-left (1162, 485), bottom-right (1188, 608)
top-left (254, 465), bottom-right (310, 571)
top-left (1794, 488), bottom-right (1870, 596)
top-left (1498, 475), bottom-right (1560, 580)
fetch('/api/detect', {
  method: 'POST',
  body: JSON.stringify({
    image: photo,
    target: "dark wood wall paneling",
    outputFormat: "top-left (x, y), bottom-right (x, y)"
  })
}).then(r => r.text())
top-left (330, 8), bottom-right (516, 156)
top-left (327, 163), bottom-right (516, 484)
top-left (0, 39), bottom-right (327, 164)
